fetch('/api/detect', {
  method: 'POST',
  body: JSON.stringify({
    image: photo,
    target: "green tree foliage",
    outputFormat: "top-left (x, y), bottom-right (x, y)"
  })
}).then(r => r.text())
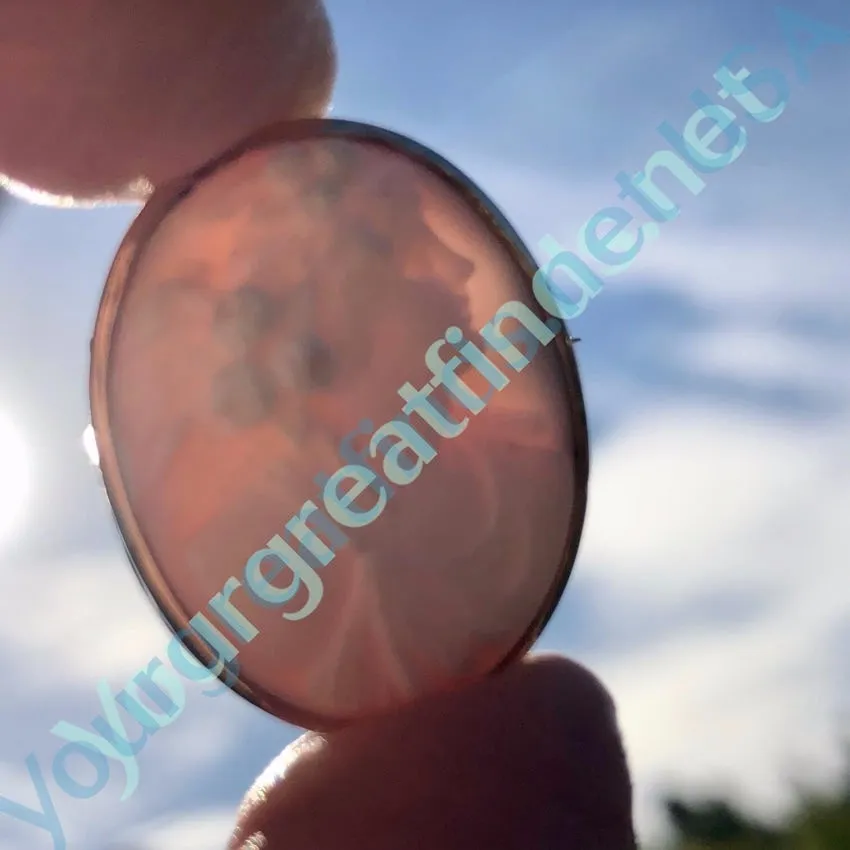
top-left (659, 757), bottom-right (850, 850)
top-left (663, 797), bottom-right (782, 849)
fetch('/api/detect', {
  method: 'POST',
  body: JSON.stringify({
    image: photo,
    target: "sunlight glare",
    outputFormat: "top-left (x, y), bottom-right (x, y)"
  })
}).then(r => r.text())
top-left (82, 423), bottom-right (100, 467)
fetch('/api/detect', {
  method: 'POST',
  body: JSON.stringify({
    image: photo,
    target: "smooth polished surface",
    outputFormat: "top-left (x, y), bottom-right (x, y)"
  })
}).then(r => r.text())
top-left (95, 129), bottom-right (586, 726)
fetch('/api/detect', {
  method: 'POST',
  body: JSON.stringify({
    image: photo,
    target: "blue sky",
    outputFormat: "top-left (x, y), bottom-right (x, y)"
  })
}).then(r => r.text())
top-left (0, 1), bottom-right (849, 847)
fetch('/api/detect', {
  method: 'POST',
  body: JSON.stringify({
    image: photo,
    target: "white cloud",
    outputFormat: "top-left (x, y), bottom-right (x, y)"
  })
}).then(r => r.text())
top-left (580, 405), bottom-right (848, 607)
top-left (571, 391), bottom-right (850, 843)
top-left (0, 544), bottom-right (276, 850)
top-left (590, 605), bottom-right (848, 842)
top-left (108, 806), bottom-right (236, 850)
top-left (628, 224), bottom-right (850, 313)
top-left (0, 551), bottom-right (173, 691)
top-left (673, 325), bottom-right (850, 392)
top-left (476, 63), bottom-right (850, 846)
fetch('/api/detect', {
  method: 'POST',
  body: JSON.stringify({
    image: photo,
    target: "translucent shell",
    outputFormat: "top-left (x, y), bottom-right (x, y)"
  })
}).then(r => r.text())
top-left (90, 120), bottom-right (589, 730)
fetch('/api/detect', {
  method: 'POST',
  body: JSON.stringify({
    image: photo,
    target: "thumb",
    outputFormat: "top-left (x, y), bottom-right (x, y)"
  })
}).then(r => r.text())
top-left (229, 654), bottom-right (637, 850)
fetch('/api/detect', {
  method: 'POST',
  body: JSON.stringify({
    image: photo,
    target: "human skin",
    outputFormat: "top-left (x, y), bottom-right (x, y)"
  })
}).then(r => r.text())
top-left (0, 2), bottom-right (637, 847)
top-left (231, 656), bottom-right (636, 850)
top-left (0, 0), bottom-right (336, 201)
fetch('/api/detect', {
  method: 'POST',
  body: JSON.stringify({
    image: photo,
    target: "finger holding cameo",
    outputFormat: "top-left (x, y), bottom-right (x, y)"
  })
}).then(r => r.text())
top-left (0, 0), bottom-right (337, 202)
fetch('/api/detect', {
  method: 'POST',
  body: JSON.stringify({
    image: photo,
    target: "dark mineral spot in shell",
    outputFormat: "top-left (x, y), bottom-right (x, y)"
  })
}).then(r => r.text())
top-left (214, 285), bottom-right (278, 350)
top-left (212, 360), bottom-right (278, 426)
top-left (301, 334), bottom-right (336, 389)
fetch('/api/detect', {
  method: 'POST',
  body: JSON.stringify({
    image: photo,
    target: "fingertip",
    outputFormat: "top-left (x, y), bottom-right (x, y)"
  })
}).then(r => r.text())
top-left (0, 0), bottom-right (337, 202)
top-left (230, 655), bottom-right (635, 850)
